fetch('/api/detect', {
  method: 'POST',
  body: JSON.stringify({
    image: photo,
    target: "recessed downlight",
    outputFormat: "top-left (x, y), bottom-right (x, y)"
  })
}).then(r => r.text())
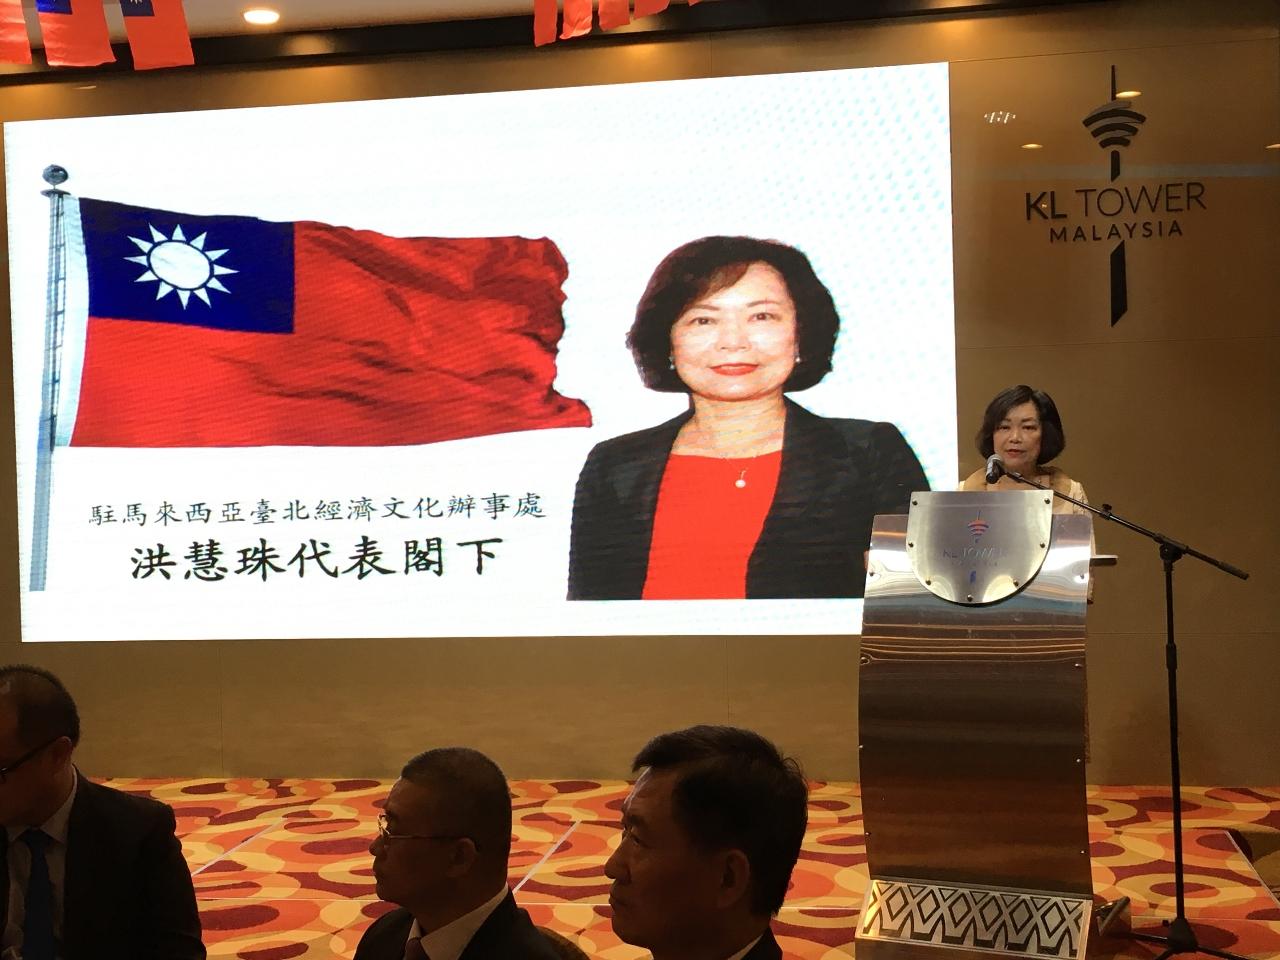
top-left (243, 7), bottom-right (281, 26)
top-left (1020, 143), bottom-right (1043, 150)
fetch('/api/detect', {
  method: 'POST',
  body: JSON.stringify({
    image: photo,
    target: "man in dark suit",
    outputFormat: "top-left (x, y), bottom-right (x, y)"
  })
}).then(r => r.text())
top-left (356, 747), bottom-right (560, 960)
top-left (605, 726), bottom-right (810, 960)
top-left (0, 664), bottom-right (204, 960)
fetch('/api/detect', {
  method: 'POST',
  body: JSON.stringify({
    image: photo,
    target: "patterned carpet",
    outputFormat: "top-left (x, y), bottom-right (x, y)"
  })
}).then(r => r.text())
top-left (106, 778), bottom-right (1280, 959)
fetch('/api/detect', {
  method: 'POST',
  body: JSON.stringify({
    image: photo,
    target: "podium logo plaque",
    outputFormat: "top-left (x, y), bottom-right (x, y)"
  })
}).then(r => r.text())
top-left (905, 491), bottom-right (1053, 604)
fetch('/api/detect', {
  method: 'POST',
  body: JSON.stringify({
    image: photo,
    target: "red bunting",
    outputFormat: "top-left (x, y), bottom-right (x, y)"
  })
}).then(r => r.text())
top-left (120, 0), bottom-right (193, 69)
top-left (561, 0), bottom-right (593, 39)
top-left (37, 0), bottom-right (114, 67)
top-left (598, 0), bottom-right (630, 30)
top-left (632, 0), bottom-right (669, 15)
top-left (532, 0), bottom-right (700, 47)
top-left (0, 0), bottom-right (31, 64)
top-left (533, 0), bottom-right (557, 46)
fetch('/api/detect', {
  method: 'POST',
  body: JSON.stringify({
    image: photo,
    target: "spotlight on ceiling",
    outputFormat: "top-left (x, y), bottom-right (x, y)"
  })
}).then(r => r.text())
top-left (243, 8), bottom-right (281, 26)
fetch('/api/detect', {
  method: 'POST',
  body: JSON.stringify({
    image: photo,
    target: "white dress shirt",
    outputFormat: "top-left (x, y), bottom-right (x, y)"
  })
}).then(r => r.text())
top-left (406, 884), bottom-right (510, 960)
top-left (3, 770), bottom-right (79, 960)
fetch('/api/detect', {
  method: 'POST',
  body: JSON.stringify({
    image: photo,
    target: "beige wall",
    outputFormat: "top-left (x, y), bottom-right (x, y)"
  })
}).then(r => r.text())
top-left (1, 0), bottom-right (1277, 783)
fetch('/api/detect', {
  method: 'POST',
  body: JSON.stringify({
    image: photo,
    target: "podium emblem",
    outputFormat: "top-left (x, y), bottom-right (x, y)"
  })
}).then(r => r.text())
top-left (905, 491), bottom-right (1053, 604)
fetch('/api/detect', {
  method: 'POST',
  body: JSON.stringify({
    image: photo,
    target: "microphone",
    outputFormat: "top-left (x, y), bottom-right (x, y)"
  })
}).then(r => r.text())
top-left (984, 453), bottom-right (1005, 484)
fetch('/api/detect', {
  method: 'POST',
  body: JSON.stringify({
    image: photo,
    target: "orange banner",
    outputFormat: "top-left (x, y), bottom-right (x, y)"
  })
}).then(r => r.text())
top-left (561, 0), bottom-right (593, 38)
top-left (0, 0), bottom-right (32, 64)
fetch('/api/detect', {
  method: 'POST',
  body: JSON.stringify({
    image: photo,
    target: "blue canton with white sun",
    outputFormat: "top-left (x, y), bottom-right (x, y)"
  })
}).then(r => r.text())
top-left (80, 197), bottom-right (296, 334)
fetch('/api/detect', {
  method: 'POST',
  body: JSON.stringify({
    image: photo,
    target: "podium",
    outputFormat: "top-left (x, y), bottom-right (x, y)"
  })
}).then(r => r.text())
top-left (855, 490), bottom-right (1098, 960)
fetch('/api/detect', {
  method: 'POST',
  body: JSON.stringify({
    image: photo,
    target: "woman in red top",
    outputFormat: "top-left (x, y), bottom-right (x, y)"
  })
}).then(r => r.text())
top-left (568, 236), bottom-right (928, 600)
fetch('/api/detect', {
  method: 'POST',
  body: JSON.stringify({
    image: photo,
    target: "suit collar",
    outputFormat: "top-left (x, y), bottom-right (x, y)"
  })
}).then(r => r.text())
top-left (763, 398), bottom-right (848, 528)
top-left (741, 927), bottom-right (782, 960)
top-left (62, 771), bottom-right (101, 958)
top-left (458, 890), bottom-right (520, 960)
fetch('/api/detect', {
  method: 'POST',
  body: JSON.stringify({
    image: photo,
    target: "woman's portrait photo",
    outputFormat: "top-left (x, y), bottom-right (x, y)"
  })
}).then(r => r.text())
top-left (568, 236), bottom-right (930, 601)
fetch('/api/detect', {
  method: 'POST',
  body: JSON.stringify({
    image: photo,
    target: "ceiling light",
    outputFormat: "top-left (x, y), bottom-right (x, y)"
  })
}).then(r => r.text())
top-left (243, 8), bottom-right (281, 26)
top-left (1266, 143), bottom-right (1280, 150)
top-left (1020, 143), bottom-right (1043, 150)
top-left (1116, 89), bottom-right (1142, 99)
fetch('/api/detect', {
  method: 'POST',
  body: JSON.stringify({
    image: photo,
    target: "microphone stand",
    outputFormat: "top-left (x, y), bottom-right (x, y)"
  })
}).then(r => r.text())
top-left (996, 464), bottom-right (1251, 960)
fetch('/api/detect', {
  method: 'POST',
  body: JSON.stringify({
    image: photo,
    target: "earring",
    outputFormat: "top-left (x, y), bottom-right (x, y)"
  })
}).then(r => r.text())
top-left (668, 355), bottom-right (675, 370)
top-left (794, 355), bottom-right (802, 364)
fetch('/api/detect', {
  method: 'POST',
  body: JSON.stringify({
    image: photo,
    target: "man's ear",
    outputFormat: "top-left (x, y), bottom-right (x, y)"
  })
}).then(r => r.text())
top-left (48, 736), bottom-right (75, 768)
top-left (715, 848), bottom-right (752, 910)
top-left (445, 837), bottom-right (480, 877)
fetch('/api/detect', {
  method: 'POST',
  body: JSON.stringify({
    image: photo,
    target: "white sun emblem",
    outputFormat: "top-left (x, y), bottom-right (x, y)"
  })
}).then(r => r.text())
top-left (125, 224), bottom-right (239, 309)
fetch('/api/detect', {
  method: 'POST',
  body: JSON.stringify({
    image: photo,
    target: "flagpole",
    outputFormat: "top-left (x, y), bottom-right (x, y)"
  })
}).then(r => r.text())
top-left (30, 164), bottom-right (70, 592)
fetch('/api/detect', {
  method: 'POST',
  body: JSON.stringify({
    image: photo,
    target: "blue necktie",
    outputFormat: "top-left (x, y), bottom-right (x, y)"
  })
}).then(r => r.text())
top-left (20, 828), bottom-right (55, 960)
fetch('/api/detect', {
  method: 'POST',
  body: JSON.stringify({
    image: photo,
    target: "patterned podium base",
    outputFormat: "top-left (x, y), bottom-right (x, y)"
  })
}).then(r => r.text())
top-left (857, 879), bottom-right (1090, 959)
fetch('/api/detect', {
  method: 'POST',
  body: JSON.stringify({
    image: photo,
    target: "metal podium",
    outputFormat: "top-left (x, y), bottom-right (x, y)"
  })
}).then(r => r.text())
top-left (856, 491), bottom-right (1096, 960)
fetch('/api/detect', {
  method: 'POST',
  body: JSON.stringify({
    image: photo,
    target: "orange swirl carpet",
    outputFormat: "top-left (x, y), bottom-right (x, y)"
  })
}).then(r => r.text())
top-left (102, 778), bottom-right (1280, 959)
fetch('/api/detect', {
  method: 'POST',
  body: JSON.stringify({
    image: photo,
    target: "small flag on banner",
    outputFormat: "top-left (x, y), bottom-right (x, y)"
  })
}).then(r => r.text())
top-left (60, 197), bottom-right (592, 448)
top-left (1, 0), bottom-right (32, 64)
top-left (533, 0), bottom-right (557, 46)
top-left (560, 0), bottom-right (592, 39)
top-left (36, 0), bottom-right (114, 67)
top-left (598, 0), bottom-right (630, 30)
top-left (119, 0), bottom-right (193, 69)
top-left (35, 0), bottom-right (113, 66)
top-left (632, 0), bottom-right (669, 16)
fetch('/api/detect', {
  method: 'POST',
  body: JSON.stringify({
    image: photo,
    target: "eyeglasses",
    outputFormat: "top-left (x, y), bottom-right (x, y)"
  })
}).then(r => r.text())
top-left (0, 737), bottom-right (59, 785)
top-left (375, 813), bottom-right (473, 846)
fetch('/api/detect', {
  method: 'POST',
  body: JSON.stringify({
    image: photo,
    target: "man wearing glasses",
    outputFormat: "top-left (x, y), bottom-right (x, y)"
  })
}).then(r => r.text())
top-left (0, 664), bottom-right (204, 960)
top-left (355, 747), bottom-right (560, 960)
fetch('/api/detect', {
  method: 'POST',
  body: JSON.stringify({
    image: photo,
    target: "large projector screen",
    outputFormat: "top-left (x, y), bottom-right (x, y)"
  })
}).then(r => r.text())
top-left (5, 63), bottom-right (956, 641)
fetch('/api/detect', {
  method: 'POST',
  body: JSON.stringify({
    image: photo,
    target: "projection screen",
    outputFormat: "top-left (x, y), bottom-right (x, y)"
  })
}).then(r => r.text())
top-left (5, 62), bottom-right (956, 640)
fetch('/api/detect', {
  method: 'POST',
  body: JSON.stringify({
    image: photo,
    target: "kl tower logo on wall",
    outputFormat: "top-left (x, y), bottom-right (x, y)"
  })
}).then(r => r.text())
top-left (1024, 65), bottom-right (1205, 327)
top-left (1082, 67), bottom-right (1146, 325)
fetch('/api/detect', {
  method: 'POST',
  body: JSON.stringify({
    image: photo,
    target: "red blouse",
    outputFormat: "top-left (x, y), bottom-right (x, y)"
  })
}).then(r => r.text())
top-left (641, 451), bottom-right (783, 600)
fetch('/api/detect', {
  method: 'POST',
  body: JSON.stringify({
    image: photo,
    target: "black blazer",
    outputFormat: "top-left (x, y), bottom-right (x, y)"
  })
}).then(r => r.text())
top-left (355, 891), bottom-right (561, 960)
top-left (0, 776), bottom-right (205, 960)
top-left (568, 399), bottom-right (929, 599)
top-left (745, 928), bottom-right (783, 960)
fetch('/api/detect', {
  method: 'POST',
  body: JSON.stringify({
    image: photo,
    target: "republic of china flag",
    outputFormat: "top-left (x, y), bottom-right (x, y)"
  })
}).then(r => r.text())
top-left (35, 0), bottom-right (114, 67)
top-left (119, 0), bottom-right (193, 69)
top-left (59, 197), bottom-right (592, 448)
top-left (0, 0), bottom-right (32, 65)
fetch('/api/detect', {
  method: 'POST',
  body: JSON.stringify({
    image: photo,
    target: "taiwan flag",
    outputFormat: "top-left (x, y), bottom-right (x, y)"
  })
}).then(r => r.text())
top-left (1, 0), bottom-right (32, 65)
top-left (35, 0), bottom-right (114, 67)
top-left (119, 0), bottom-right (194, 69)
top-left (62, 197), bottom-right (592, 447)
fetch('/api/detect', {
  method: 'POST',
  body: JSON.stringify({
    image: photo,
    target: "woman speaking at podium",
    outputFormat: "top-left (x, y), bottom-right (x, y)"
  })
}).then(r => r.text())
top-left (567, 235), bottom-right (928, 601)
top-left (961, 384), bottom-right (1090, 514)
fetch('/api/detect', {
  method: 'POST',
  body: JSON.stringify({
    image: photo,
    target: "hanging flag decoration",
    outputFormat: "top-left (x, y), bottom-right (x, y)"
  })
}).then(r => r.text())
top-left (534, 0), bottom-right (705, 46)
top-left (60, 196), bottom-right (592, 448)
top-left (119, 0), bottom-right (193, 69)
top-left (35, 0), bottom-right (115, 67)
top-left (1, 0), bottom-right (32, 65)
top-left (598, 0), bottom-right (630, 30)
top-left (533, 0), bottom-right (557, 46)
top-left (560, 0), bottom-right (592, 39)
top-left (632, 0), bottom-right (670, 16)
